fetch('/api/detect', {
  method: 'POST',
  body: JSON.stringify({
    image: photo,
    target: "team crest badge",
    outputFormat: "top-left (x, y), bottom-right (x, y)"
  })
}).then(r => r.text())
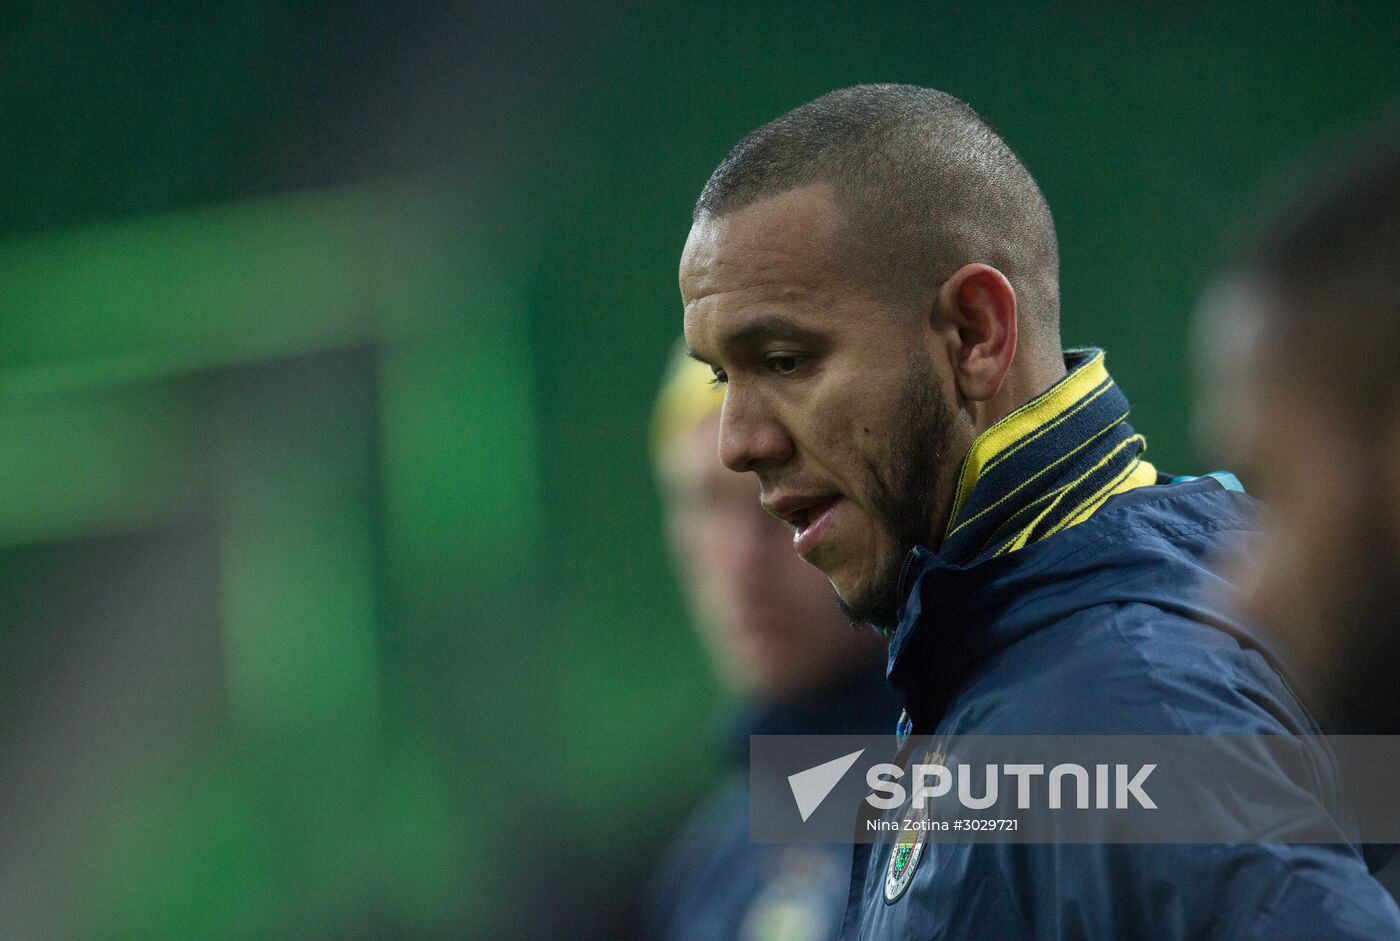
top-left (883, 811), bottom-right (927, 903)
top-left (884, 744), bottom-right (941, 904)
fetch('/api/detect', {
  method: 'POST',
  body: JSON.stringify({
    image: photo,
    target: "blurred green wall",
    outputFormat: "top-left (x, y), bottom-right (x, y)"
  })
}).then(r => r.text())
top-left (4, 2), bottom-right (1399, 937)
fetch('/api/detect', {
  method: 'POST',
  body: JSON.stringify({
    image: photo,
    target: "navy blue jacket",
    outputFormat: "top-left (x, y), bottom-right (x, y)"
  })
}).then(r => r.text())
top-left (842, 477), bottom-right (1400, 940)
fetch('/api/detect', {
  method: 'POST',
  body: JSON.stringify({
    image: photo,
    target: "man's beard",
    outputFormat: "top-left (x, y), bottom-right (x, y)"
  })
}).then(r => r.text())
top-left (836, 354), bottom-right (957, 633)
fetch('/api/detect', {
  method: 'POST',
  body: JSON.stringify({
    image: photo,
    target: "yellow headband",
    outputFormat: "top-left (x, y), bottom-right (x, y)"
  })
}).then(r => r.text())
top-left (650, 340), bottom-right (724, 465)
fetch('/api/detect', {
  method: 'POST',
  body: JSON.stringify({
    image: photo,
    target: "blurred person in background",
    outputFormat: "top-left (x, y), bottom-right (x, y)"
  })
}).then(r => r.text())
top-left (681, 84), bottom-right (1400, 939)
top-left (644, 345), bottom-right (897, 941)
top-left (1196, 123), bottom-right (1400, 735)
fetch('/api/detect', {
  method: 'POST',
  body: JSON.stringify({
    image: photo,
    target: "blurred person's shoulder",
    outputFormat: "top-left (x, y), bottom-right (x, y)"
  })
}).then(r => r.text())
top-left (643, 772), bottom-right (748, 939)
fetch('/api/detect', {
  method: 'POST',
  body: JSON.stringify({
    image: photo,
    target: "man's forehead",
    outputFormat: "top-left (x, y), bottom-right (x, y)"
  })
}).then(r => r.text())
top-left (682, 187), bottom-right (844, 285)
top-left (681, 185), bottom-right (847, 355)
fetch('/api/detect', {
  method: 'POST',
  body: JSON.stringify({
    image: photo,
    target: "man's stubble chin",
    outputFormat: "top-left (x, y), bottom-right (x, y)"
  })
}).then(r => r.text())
top-left (835, 355), bottom-right (957, 634)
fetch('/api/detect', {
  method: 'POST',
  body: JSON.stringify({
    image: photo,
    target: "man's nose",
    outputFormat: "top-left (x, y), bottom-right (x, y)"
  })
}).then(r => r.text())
top-left (717, 384), bottom-right (794, 473)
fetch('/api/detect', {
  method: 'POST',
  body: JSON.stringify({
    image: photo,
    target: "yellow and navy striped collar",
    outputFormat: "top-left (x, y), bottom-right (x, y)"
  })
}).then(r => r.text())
top-left (937, 349), bottom-right (1157, 565)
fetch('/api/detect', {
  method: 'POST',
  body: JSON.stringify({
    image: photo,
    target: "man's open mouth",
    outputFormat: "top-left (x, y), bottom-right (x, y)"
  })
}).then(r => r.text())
top-left (764, 493), bottom-right (844, 559)
top-left (766, 494), bottom-right (840, 532)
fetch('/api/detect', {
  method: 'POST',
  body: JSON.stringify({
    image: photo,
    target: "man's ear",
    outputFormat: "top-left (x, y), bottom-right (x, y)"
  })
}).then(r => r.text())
top-left (935, 263), bottom-right (1018, 402)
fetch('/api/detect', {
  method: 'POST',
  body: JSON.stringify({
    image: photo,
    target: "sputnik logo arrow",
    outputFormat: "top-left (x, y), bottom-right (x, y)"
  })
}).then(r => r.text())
top-left (788, 749), bottom-right (866, 822)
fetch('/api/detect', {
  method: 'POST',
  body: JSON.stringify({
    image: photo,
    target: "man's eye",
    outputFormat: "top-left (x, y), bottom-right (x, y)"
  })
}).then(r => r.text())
top-left (765, 353), bottom-right (804, 375)
top-left (708, 368), bottom-right (728, 388)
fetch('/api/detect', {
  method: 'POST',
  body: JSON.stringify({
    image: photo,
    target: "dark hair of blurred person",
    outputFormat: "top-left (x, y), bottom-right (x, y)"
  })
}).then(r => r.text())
top-left (1197, 121), bottom-right (1400, 734)
top-left (643, 343), bottom-right (896, 941)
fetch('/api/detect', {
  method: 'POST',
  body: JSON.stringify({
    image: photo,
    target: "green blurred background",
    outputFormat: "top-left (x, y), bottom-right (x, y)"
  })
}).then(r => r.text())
top-left (4, 2), bottom-right (1399, 937)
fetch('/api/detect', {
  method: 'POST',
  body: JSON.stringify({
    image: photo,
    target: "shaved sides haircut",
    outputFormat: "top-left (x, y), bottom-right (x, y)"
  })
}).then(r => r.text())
top-left (695, 84), bottom-right (1061, 361)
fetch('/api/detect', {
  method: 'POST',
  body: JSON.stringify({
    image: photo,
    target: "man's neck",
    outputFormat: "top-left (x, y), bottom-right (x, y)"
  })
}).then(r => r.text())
top-left (929, 356), bottom-right (1069, 546)
top-left (932, 349), bottom-right (1153, 566)
top-left (976, 356), bottom-right (1069, 433)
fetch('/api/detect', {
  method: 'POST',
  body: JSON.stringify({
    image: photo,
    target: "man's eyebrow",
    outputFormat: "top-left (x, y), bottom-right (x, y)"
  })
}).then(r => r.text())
top-left (716, 315), bottom-right (825, 351)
